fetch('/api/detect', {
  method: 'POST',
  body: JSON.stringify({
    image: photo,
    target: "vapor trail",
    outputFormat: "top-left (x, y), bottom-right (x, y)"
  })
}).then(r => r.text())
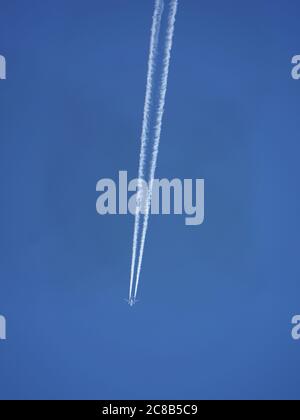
top-left (129, 0), bottom-right (164, 301)
top-left (134, 0), bottom-right (179, 299)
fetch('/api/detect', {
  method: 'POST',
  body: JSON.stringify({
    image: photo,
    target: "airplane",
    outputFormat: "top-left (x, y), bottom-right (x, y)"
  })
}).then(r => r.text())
top-left (125, 297), bottom-right (138, 307)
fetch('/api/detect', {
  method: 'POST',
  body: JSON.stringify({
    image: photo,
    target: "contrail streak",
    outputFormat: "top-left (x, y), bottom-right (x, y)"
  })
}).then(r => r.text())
top-left (129, 0), bottom-right (164, 301)
top-left (134, 0), bottom-right (179, 300)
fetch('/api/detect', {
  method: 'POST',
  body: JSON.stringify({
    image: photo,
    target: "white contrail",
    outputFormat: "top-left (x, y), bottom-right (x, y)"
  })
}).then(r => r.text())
top-left (134, 0), bottom-right (179, 299)
top-left (129, 0), bottom-right (164, 301)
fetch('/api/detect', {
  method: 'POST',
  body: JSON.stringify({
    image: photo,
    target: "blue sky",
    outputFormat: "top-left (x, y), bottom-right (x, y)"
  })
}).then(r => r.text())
top-left (0, 0), bottom-right (300, 399)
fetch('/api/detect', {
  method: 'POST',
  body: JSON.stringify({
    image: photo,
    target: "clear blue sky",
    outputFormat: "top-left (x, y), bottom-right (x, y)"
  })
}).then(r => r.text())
top-left (0, 0), bottom-right (300, 399)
